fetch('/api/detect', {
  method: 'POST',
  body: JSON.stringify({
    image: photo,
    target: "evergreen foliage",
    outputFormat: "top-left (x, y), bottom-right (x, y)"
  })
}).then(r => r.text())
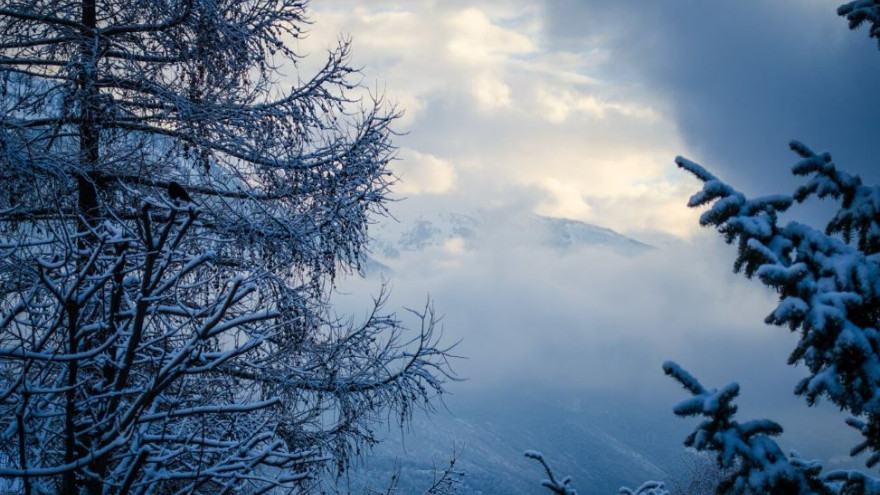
top-left (663, 2), bottom-right (880, 491)
top-left (529, 1), bottom-right (880, 493)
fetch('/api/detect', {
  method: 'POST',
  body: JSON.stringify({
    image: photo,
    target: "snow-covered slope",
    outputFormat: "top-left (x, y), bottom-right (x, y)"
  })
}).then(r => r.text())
top-left (346, 390), bottom-right (689, 495)
top-left (536, 216), bottom-right (653, 255)
top-left (343, 212), bottom-right (676, 494)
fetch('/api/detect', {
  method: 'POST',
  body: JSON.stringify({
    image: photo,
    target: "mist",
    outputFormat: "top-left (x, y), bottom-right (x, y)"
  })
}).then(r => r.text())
top-left (332, 197), bottom-right (861, 476)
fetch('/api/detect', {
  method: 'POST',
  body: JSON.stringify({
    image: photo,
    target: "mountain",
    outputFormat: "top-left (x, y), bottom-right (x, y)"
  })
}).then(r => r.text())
top-left (345, 389), bottom-right (692, 495)
top-left (366, 211), bottom-right (652, 272)
top-left (344, 211), bottom-right (678, 494)
top-left (535, 216), bottom-right (653, 255)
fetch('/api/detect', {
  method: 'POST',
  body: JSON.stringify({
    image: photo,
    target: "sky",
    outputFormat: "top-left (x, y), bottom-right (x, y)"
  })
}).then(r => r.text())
top-left (294, 0), bottom-right (880, 470)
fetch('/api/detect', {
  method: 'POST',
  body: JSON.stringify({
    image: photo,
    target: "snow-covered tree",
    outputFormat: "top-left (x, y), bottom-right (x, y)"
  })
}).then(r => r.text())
top-left (661, 1), bottom-right (880, 493)
top-left (667, 453), bottom-right (740, 495)
top-left (527, 2), bottom-right (880, 494)
top-left (0, 1), bottom-right (456, 494)
top-left (665, 139), bottom-right (880, 494)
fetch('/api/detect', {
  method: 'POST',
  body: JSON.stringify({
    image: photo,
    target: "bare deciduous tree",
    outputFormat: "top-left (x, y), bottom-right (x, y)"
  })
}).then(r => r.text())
top-left (0, 1), bottom-right (457, 494)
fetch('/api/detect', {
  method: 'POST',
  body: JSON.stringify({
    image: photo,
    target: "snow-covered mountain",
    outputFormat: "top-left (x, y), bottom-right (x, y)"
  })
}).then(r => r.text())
top-left (367, 211), bottom-right (652, 272)
top-left (346, 389), bottom-right (691, 495)
top-left (535, 216), bottom-right (653, 255)
top-left (342, 212), bottom-right (678, 494)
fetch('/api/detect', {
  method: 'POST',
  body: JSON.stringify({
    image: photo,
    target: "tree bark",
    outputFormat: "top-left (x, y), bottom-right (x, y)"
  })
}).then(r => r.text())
top-left (78, 0), bottom-right (100, 226)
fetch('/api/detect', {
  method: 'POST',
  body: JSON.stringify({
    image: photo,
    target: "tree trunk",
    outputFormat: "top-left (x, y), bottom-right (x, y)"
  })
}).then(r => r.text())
top-left (78, 0), bottom-right (100, 225)
top-left (71, 2), bottom-right (104, 493)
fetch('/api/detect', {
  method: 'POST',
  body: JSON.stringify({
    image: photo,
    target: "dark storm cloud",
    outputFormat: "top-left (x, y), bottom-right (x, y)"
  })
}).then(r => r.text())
top-left (542, 0), bottom-right (880, 197)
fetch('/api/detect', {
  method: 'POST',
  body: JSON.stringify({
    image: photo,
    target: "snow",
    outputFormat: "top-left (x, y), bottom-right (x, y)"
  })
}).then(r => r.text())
top-left (673, 137), bottom-right (880, 493)
top-left (0, 1), bottom-right (456, 492)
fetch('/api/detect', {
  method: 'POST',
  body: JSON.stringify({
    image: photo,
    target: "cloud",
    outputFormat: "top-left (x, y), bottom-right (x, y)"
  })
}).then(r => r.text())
top-left (337, 207), bottom-right (843, 423)
top-left (305, 0), bottom-right (871, 466)
top-left (533, 178), bottom-right (593, 219)
top-left (301, 0), bottom-right (700, 237)
top-left (540, 0), bottom-right (880, 201)
top-left (336, 208), bottom-right (857, 465)
top-left (445, 7), bottom-right (537, 67)
top-left (391, 149), bottom-right (457, 195)
top-left (535, 86), bottom-right (659, 123)
top-left (298, 1), bottom-right (880, 237)
top-left (471, 73), bottom-right (513, 110)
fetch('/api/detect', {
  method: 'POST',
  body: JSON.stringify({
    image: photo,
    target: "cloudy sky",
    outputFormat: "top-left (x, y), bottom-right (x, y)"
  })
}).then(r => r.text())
top-left (297, 0), bottom-right (880, 234)
top-left (295, 0), bottom-right (879, 468)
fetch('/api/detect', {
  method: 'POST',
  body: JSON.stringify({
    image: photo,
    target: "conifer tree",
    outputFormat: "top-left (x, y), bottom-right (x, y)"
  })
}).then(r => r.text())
top-left (662, 1), bottom-right (880, 492)
top-left (529, 1), bottom-right (880, 493)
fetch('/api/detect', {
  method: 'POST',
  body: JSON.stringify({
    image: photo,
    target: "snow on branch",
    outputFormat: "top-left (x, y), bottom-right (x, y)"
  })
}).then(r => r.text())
top-left (524, 451), bottom-right (670, 495)
top-left (525, 451), bottom-right (579, 495)
top-left (663, 361), bottom-right (871, 495)
top-left (0, 1), bottom-right (457, 493)
top-left (675, 130), bottom-right (880, 490)
top-left (839, 0), bottom-right (880, 48)
top-left (618, 481), bottom-right (670, 495)
top-left (0, 202), bottom-right (456, 494)
top-left (790, 141), bottom-right (880, 254)
top-left (677, 149), bottom-right (880, 429)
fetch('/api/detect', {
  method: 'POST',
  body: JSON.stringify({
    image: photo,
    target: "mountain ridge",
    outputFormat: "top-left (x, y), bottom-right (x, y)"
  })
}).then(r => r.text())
top-left (367, 211), bottom-right (654, 273)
